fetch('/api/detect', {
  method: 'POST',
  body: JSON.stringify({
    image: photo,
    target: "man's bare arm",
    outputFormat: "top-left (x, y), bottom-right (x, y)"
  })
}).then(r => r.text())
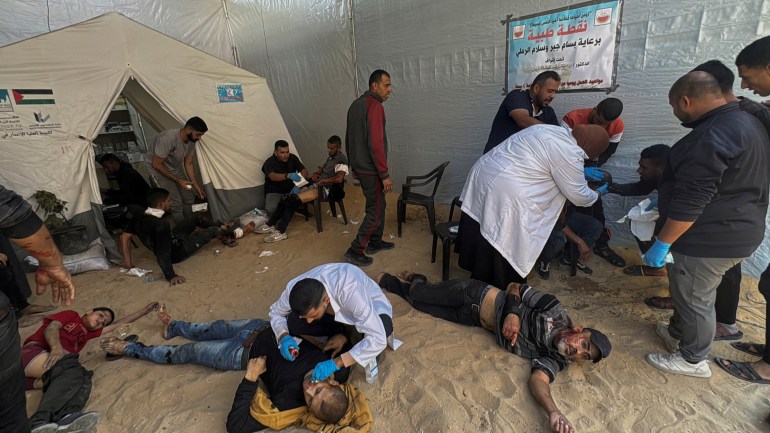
top-left (13, 225), bottom-right (75, 305)
top-left (102, 302), bottom-right (158, 334)
top-left (510, 109), bottom-right (544, 129)
top-left (656, 219), bottom-right (694, 245)
top-left (42, 321), bottom-right (66, 370)
top-left (184, 153), bottom-right (205, 199)
top-left (529, 370), bottom-right (576, 433)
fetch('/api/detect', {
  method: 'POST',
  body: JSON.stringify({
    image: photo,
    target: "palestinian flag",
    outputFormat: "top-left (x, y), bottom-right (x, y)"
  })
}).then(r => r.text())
top-left (12, 89), bottom-right (55, 105)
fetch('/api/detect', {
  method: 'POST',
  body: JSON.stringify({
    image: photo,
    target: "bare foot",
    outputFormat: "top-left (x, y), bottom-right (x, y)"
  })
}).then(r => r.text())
top-left (398, 271), bottom-right (415, 282)
top-left (158, 303), bottom-right (173, 339)
top-left (100, 337), bottom-right (128, 355)
top-left (373, 273), bottom-right (386, 284)
top-left (20, 304), bottom-right (56, 315)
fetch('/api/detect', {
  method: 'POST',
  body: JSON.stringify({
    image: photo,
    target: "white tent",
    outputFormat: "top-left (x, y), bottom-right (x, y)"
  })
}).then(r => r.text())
top-left (0, 12), bottom-right (296, 234)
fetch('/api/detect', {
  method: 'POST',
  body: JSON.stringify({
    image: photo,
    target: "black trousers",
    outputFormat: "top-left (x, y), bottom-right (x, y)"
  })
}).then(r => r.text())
top-left (170, 222), bottom-right (219, 264)
top-left (29, 354), bottom-right (93, 427)
top-left (0, 302), bottom-right (28, 433)
top-left (758, 263), bottom-right (770, 364)
top-left (378, 273), bottom-right (488, 327)
top-left (576, 196), bottom-right (611, 249)
top-left (350, 175), bottom-right (385, 254)
top-left (457, 212), bottom-right (527, 289)
top-left (266, 194), bottom-right (302, 233)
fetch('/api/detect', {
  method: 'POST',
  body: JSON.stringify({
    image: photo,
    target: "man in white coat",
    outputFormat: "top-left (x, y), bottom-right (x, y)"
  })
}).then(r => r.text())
top-left (269, 263), bottom-right (393, 382)
top-left (457, 124), bottom-right (610, 289)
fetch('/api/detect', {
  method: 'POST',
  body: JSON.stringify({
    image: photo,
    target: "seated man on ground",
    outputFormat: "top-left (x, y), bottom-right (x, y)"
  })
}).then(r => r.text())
top-left (24, 303), bottom-right (157, 433)
top-left (598, 144), bottom-right (670, 279)
top-left (536, 205), bottom-right (603, 279)
top-left (119, 188), bottom-right (238, 285)
top-left (378, 272), bottom-right (611, 433)
top-left (270, 263), bottom-right (394, 383)
top-left (562, 98), bottom-right (627, 268)
top-left (256, 135), bottom-right (349, 243)
top-left (99, 305), bottom-right (365, 433)
top-left (261, 139), bottom-right (309, 215)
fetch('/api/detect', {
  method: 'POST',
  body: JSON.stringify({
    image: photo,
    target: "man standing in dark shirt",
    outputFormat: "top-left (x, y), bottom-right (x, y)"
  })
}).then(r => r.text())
top-left (483, 70), bottom-right (561, 154)
top-left (98, 154), bottom-right (150, 208)
top-left (378, 272), bottom-right (611, 433)
top-left (644, 72), bottom-right (769, 378)
top-left (261, 140), bottom-right (308, 215)
top-left (119, 188), bottom-right (228, 285)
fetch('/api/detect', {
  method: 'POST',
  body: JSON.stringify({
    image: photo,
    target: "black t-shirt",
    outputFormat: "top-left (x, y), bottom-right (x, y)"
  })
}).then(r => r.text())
top-left (104, 164), bottom-right (150, 207)
top-left (484, 89), bottom-right (559, 154)
top-left (262, 154), bottom-right (306, 195)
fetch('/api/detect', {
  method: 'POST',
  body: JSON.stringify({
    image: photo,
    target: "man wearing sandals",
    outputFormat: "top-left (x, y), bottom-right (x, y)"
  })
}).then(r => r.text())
top-left (377, 271), bottom-right (611, 433)
top-left (714, 36), bottom-right (770, 389)
top-left (25, 303), bottom-right (157, 432)
top-left (643, 71), bottom-right (769, 378)
top-left (562, 98), bottom-right (627, 269)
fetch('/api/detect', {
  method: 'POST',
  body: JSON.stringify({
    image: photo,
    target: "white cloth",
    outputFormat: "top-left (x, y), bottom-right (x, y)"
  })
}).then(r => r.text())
top-left (616, 197), bottom-right (659, 241)
top-left (144, 207), bottom-right (165, 218)
top-left (269, 263), bottom-right (393, 367)
top-left (460, 124), bottom-right (599, 276)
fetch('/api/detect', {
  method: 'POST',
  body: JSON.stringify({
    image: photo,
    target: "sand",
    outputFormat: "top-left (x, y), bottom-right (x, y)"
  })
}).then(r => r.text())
top-left (20, 187), bottom-right (769, 433)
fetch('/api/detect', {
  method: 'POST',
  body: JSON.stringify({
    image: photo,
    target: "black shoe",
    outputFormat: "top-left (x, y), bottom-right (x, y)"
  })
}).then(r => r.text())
top-left (560, 256), bottom-right (593, 275)
top-left (593, 245), bottom-right (626, 267)
top-left (344, 248), bottom-right (373, 267)
top-left (536, 260), bottom-right (550, 280)
top-left (57, 412), bottom-right (101, 433)
top-left (366, 240), bottom-right (395, 255)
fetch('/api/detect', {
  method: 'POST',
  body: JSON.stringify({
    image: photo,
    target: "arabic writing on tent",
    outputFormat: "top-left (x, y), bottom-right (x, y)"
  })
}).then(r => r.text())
top-left (507, 1), bottom-right (621, 91)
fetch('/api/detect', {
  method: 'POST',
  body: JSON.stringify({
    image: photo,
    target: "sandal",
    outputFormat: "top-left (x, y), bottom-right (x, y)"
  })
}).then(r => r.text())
top-left (594, 245), bottom-right (626, 267)
top-left (731, 341), bottom-right (765, 357)
top-left (624, 265), bottom-right (667, 277)
top-left (714, 357), bottom-right (770, 384)
top-left (644, 296), bottom-right (674, 309)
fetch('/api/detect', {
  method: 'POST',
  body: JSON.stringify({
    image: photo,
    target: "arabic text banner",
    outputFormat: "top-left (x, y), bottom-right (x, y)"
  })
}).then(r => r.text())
top-left (507, 0), bottom-right (622, 91)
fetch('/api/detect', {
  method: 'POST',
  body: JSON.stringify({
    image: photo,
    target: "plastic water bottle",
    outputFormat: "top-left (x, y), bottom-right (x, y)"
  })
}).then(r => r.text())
top-left (143, 276), bottom-right (161, 283)
top-left (365, 358), bottom-right (379, 384)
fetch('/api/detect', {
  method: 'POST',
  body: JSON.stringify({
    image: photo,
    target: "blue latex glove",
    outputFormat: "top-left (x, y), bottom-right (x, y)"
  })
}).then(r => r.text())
top-left (642, 238), bottom-right (672, 268)
top-left (287, 172), bottom-right (301, 182)
top-left (290, 186), bottom-right (301, 195)
top-left (310, 359), bottom-right (340, 382)
top-left (584, 167), bottom-right (604, 182)
top-left (279, 335), bottom-right (299, 361)
top-left (645, 197), bottom-right (659, 211)
top-left (596, 183), bottom-right (609, 196)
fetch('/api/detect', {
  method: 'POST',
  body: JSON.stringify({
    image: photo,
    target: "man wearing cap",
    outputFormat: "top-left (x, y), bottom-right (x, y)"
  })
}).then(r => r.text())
top-left (378, 271), bottom-right (611, 433)
top-left (457, 123), bottom-right (611, 290)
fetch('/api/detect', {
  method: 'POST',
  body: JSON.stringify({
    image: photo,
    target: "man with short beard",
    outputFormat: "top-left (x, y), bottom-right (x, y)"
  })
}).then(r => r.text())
top-left (145, 116), bottom-right (208, 222)
top-left (483, 70), bottom-right (561, 154)
top-left (377, 272), bottom-right (611, 433)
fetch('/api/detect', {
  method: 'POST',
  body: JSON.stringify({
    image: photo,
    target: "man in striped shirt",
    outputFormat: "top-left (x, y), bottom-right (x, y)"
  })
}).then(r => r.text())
top-left (378, 272), bottom-right (611, 433)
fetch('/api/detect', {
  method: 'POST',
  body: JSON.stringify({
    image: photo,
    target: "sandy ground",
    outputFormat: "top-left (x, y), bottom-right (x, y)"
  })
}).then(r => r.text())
top-left (19, 187), bottom-right (770, 433)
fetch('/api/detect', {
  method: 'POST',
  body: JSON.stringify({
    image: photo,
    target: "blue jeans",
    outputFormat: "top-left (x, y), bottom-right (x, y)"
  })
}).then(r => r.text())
top-left (539, 212), bottom-right (603, 263)
top-left (124, 319), bottom-right (268, 371)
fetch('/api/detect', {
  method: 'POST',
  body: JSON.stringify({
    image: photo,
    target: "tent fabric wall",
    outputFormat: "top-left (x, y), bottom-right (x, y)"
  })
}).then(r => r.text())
top-left (0, 12), bottom-right (295, 224)
top-left (1, 1), bottom-right (769, 276)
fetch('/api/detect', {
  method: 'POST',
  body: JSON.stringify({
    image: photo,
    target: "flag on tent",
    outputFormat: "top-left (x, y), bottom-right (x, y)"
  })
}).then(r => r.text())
top-left (12, 89), bottom-right (55, 105)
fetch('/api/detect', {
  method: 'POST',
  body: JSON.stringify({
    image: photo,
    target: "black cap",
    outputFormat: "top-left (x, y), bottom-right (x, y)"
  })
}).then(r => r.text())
top-left (585, 328), bottom-right (612, 363)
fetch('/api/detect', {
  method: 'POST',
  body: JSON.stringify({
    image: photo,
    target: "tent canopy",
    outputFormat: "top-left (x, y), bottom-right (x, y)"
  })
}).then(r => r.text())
top-left (0, 12), bottom-right (296, 223)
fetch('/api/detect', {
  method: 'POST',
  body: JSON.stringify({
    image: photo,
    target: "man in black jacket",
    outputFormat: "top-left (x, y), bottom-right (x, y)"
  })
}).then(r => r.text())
top-left (119, 188), bottom-right (230, 285)
top-left (98, 153), bottom-right (150, 208)
top-left (644, 72), bottom-right (770, 378)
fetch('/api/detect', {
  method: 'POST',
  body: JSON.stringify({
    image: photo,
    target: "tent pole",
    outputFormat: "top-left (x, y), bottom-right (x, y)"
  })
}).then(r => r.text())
top-left (347, 0), bottom-right (360, 95)
top-left (222, 0), bottom-right (240, 67)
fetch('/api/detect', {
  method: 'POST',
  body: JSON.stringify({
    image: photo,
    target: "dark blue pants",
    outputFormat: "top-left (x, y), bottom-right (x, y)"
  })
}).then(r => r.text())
top-left (539, 212), bottom-right (603, 263)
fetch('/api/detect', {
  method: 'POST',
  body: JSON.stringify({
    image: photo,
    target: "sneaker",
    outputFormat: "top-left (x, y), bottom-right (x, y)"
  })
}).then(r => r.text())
top-left (56, 412), bottom-right (101, 432)
top-left (646, 351), bottom-right (711, 378)
top-left (560, 256), bottom-right (593, 275)
top-left (256, 224), bottom-right (275, 234)
top-left (654, 321), bottom-right (680, 353)
top-left (264, 231), bottom-right (287, 243)
top-left (366, 240), bottom-right (395, 255)
top-left (31, 423), bottom-right (58, 433)
top-left (537, 260), bottom-right (550, 280)
top-left (343, 248), bottom-right (373, 267)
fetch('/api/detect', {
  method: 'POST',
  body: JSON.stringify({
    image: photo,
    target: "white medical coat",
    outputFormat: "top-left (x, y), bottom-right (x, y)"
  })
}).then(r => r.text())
top-left (460, 124), bottom-right (599, 277)
top-left (269, 263), bottom-right (393, 367)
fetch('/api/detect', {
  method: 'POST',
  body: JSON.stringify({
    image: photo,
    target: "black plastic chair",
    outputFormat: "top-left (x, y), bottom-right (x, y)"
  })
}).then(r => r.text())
top-left (303, 182), bottom-right (348, 233)
top-left (432, 196), bottom-right (462, 281)
top-left (397, 161), bottom-right (450, 237)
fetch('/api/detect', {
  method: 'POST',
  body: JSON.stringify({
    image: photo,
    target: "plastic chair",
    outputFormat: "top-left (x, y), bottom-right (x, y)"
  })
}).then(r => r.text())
top-left (304, 182), bottom-right (348, 233)
top-left (397, 161), bottom-right (450, 237)
top-left (431, 196), bottom-right (462, 281)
